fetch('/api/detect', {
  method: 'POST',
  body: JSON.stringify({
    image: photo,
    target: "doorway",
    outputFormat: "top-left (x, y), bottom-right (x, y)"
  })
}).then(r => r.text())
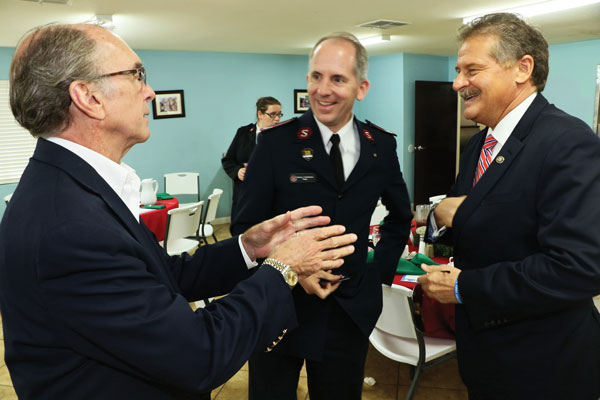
top-left (413, 81), bottom-right (457, 205)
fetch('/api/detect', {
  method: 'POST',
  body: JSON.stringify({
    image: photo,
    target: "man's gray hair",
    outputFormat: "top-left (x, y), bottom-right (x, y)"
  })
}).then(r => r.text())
top-left (10, 24), bottom-right (104, 138)
top-left (309, 32), bottom-right (368, 82)
top-left (458, 13), bottom-right (549, 91)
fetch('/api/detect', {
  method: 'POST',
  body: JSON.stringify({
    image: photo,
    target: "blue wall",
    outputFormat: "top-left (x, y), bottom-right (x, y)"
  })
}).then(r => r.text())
top-left (355, 53), bottom-right (404, 167)
top-left (2, 37), bottom-right (600, 216)
top-left (544, 39), bottom-right (600, 127)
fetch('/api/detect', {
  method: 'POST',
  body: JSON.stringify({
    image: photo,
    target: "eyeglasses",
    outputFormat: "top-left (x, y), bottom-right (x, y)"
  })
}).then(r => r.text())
top-left (98, 66), bottom-right (146, 85)
top-left (264, 112), bottom-right (283, 118)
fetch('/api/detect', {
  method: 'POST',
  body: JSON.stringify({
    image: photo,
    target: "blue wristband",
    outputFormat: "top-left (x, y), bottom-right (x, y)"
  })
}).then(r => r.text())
top-left (454, 279), bottom-right (463, 304)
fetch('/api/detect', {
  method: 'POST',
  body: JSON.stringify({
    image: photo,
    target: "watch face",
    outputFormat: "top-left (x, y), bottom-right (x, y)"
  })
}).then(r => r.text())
top-left (285, 269), bottom-right (298, 287)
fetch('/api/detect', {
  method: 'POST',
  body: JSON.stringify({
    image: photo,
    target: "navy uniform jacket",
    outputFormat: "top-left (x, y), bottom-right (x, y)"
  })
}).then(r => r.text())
top-left (221, 123), bottom-right (257, 220)
top-left (446, 94), bottom-right (600, 399)
top-left (0, 139), bottom-right (297, 399)
top-left (232, 110), bottom-right (412, 360)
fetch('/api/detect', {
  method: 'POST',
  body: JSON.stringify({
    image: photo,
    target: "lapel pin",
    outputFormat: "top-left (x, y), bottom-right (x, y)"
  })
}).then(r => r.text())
top-left (362, 129), bottom-right (374, 141)
top-left (495, 156), bottom-right (505, 164)
top-left (373, 153), bottom-right (378, 158)
top-left (301, 148), bottom-right (314, 161)
top-left (297, 127), bottom-right (312, 139)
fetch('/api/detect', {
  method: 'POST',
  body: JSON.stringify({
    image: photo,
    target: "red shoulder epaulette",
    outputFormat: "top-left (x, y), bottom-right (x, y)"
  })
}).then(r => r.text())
top-left (365, 120), bottom-right (396, 136)
top-left (263, 118), bottom-right (297, 131)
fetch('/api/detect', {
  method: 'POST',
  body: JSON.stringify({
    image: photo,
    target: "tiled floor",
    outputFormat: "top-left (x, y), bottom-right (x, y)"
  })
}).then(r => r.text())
top-left (1, 223), bottom-right (599, 399)
top-left (209, 346), bottom-right (468, 400)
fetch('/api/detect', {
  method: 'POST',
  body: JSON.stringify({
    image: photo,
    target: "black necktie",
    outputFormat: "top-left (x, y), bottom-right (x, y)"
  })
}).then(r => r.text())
top-left (329, 134), bottom-right (344, 189)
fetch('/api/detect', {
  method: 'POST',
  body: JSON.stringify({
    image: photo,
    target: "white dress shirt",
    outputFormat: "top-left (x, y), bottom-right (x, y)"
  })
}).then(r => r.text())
top-left (46, 137), bottom-right (142, 221)
top-left (485, 92), bottom-right (537, 159)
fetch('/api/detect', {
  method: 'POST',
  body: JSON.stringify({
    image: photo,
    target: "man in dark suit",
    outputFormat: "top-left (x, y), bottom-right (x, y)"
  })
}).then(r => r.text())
top-left (0, 23), bottom-right (358, 399)
top-left (419, 13), bottom-right (600, 400)
top-left (232, 33), bottom-right (413, 399)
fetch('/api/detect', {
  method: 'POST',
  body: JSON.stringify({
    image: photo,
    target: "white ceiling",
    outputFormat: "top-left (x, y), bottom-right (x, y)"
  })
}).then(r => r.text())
top-left (1, 0), bottom-right (600, 57)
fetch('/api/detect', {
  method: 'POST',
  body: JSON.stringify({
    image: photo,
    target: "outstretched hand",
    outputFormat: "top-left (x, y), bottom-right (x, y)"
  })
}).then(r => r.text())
top-left (241, 205), bottom-right (331, 261)
top-left (267, 225), bottom-right (356, 277)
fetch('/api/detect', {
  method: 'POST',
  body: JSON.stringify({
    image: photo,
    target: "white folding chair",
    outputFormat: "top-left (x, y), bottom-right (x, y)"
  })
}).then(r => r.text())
top-left (164, 172), bottom-right (200, 206)
top-left (163, 201), bottom-right (204, 256)
top-left (4, 193), bottom-right (13, 205)
top-left (199, 188), bottom-right (223, 244)
top-left (370, 199), bottom-right (389, 226)
top-left (369, 284), bottom-right (456, 400)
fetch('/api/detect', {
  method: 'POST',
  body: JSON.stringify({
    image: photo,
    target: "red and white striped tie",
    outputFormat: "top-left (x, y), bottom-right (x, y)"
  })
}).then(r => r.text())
top-left (473, 134), bottom-right (498, 186)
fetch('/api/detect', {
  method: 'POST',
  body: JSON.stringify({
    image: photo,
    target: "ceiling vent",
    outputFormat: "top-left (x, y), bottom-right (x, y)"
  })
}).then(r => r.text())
top-left (357, 20), bottom-right (409, 30)
top-left (20, 0), bottom-right (72, 4)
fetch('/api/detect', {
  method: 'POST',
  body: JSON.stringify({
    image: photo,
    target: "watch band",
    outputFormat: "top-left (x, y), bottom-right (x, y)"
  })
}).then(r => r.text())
top-left (263, 258), bottom-right (297, 288)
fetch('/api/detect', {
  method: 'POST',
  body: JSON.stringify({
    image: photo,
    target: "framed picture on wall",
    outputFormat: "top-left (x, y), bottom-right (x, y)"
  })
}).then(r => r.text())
top-left (294, 89), bottom-right (310, 114)
top-left (152, 90), bottom-right (186, 119)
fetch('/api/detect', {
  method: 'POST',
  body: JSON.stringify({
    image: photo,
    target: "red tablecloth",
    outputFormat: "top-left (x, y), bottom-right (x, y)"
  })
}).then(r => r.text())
top-left (390, 219), bottom-right (456, 339)
top-left (140, 198), bottom-right (179, 241)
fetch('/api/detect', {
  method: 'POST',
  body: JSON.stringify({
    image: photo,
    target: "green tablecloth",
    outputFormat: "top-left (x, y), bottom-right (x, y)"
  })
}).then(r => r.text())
top-left (156, 192), bottom-right (174, 200)
top-left (366, 251), bottom-right (439, 276)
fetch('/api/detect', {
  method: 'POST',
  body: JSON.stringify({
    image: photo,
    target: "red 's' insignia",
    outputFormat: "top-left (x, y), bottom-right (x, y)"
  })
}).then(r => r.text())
top-left (297, 127), bottom-right (312, 139)
top-left (362, 129), bottom-right (374, 141)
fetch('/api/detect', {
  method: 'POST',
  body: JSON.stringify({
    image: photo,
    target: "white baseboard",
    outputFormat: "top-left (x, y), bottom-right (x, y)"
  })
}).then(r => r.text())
top-left (214, 216), bottom-right (231, 225)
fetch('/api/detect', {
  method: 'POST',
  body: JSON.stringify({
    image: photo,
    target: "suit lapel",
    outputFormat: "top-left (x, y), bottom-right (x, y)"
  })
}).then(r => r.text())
top-left (248, 124), bottom-right (257, 153)
top-left (452, 94), bottom-right (548, 241)
top-left (455, 130), bottom-right (486, 196)
top-left (34, 139), bottom-right (179, 290)
top-left (345, 118), bottom-right (376, 188)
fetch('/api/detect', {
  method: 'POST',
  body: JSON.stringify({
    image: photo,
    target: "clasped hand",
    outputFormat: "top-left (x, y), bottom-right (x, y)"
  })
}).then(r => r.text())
top-left (241, 206), bottom-right (357, 279)
top-left (433, 195), bottom-right (466, 228)
top-left (417, 264), bottom-right (461, 304)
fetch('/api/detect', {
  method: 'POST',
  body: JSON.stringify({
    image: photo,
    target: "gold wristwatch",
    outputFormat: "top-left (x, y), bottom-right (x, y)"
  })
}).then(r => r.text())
top-left (263, 258), bottom-right (298, 288)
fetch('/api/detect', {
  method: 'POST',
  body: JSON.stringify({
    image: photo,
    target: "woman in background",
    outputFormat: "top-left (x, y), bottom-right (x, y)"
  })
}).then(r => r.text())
top-left (222, 96), bottom-right (282, 224)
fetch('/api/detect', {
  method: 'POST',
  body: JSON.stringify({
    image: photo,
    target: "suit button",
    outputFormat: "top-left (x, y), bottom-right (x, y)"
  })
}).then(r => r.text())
top-left (337, 193), bottom-right (343, 199)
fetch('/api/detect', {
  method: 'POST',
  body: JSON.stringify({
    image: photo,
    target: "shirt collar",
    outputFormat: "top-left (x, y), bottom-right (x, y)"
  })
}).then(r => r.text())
top-left (45, 137), bottom-right (141, 221)
top-left (314, 114), bottom-right (355, 149)
top-left (487, 92), bottom-right (537, 146)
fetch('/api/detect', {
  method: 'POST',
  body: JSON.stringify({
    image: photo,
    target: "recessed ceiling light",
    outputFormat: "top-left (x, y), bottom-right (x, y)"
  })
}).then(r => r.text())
top-left (19, 0), bottom-right (71, 4)
top-left (360, 35), bottom-right (391, 46)
top-left (88, 14), bottom-right (115, 30)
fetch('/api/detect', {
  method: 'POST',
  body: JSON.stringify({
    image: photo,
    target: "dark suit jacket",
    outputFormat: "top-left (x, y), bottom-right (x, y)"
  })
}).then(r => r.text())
top-left (232, 110), bottom-right (412, 360)
top-left (0, 139), bottom-right (297, 399)
top-left (221, 123), bottom-right (257, 220)
top-left (446, 94), bottom-right (600, 399)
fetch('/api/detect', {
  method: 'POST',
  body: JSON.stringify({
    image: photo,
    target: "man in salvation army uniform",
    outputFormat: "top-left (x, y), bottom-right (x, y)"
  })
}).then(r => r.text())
top-left (232, 32), bottom-right (413, 400)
